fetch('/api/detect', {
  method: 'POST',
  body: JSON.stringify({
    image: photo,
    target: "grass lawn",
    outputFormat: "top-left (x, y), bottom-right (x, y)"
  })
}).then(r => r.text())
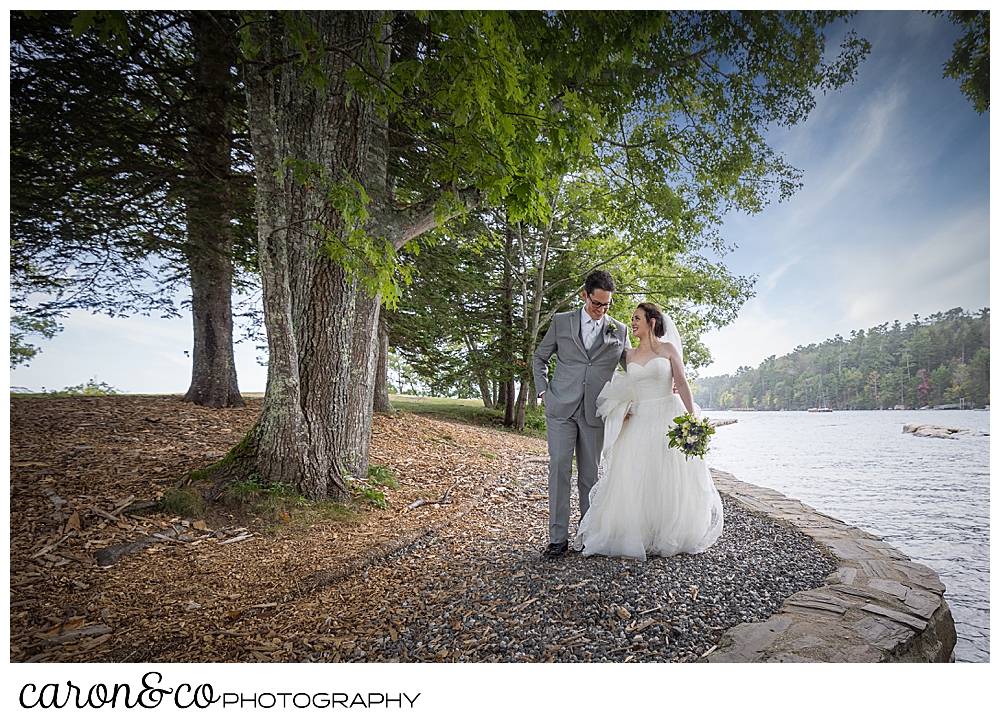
top-left (388, 394), bottom-right (546, 438)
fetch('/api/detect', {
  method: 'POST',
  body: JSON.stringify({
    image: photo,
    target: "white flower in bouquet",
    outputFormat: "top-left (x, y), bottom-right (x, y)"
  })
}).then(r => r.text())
top-left (667, 413), bottom-right (716, 459)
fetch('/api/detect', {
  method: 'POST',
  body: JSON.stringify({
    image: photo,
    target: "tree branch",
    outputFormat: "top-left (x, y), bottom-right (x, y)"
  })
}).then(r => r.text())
top-left (386, 186), bottom-right (484, 251)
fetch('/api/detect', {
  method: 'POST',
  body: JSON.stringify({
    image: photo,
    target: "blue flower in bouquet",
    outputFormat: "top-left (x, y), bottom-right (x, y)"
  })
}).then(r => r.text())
top-left (667, 413), bottom-right (715, 459)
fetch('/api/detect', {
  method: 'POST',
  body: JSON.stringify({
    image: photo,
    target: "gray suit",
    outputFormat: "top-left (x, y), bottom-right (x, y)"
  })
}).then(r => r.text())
top-left (532, 309), bottom-right (629, 543)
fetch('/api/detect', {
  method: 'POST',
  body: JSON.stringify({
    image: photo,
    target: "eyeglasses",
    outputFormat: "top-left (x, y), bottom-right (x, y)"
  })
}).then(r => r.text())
top-left (587, 295), bottom-right (612, 310)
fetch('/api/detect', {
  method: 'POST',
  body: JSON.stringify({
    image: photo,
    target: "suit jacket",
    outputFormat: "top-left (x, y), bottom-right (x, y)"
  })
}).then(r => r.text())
top-left (532, 309), bottom-right (629, 426)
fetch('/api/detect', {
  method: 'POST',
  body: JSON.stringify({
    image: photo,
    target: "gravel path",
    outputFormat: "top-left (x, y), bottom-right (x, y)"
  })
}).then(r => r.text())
top-left (309, 468), bottom-right (836, 663)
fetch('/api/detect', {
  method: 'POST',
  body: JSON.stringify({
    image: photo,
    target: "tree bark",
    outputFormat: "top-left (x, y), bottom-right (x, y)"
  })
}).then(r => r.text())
top-left (343, 292), bottom-right (382, 477)
top-left (231, 11), bottom-right (385, 500)
top-left (513, 375), bottom-right (529, 430)
top-left (227, 11), bottom-right (480, 500)
top-left (182, 11), bottom-right (244, 409)
top-left (373, 312), bottom-right (394, 413)
top-left (501, 224), bottom-right (516, 427)
top-left (476, 372), bottom-right (493, 409)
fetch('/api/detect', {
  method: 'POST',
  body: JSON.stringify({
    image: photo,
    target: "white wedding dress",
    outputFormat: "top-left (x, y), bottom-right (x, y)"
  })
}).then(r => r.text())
top-left (573, 356), bottom-right (724, 560)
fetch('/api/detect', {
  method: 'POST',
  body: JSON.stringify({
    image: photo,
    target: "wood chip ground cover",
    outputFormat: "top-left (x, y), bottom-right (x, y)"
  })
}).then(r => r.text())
top-left (10, 395), bottom-right (834, 664)
top-left (10, 396), bottom-right (544, 663)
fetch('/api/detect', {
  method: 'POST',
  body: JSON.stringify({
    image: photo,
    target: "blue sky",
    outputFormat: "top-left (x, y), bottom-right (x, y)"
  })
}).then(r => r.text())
top-left (9, 10), bottom-right (991, 393)
top-left (698, 10), bottom-right (990, 377)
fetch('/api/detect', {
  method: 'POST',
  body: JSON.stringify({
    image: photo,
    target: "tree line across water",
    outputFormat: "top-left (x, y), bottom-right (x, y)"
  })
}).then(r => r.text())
top-left (693, 308), bottom-right (990, 411)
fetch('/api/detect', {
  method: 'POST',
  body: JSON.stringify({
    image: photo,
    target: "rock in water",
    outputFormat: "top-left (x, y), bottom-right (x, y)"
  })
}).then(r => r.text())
top-left (903, 424), bottom-right (988, 439)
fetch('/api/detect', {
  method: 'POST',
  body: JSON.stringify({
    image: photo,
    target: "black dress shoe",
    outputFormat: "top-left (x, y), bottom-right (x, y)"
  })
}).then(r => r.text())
top-left (542, 541), bottom-right (569, 558)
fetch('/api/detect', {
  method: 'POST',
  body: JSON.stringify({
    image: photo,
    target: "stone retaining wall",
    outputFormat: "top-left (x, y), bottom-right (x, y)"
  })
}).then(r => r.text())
top-left (704, 470), bottom-right (957, 663)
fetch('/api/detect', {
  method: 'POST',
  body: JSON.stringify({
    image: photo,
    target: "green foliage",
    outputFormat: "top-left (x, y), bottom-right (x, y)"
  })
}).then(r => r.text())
top-left (931, 10), bottom-right (989, 113)
top-left (223, 474), bottom-right (309, 519)
top-left (68, 10), bottom-right (131, 54)
top-left (243, 10), bottom-right (869, 322)
top-left (352, 484), bottom-right (387, 509)
top-left (57, 378), bottom-right (123, 396)
top-left (694, 308), bottom-right (990, 410)
top-left (159, 488), bottom-right (203, 517)
top-left (367, 465), bottom-right (400, 489)
top-left (521, 406), bottom-right (547, 433)
top-left (379, 11), bottom-right (867, 425)
top-left (280, 158), bottom-right (415, 308)
top-left (221, 473), bottom-right (362, 528)
top-left (226, 474), bottom-right (304, 503)
top-left (667, 413), bottom-right (716, 459)
top-left (11, 11), bottom-right (258, 337)
top-left (10, 314), bottom-right (62, 368)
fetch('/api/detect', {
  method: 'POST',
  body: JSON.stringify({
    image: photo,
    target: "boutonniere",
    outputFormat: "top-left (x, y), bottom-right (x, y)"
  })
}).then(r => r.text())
top-left (604, 323), bottom-right (618, 340)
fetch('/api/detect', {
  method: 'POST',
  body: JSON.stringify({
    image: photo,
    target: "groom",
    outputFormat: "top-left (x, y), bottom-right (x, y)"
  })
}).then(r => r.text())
top-left (532, 269), bottom-right (629, 557)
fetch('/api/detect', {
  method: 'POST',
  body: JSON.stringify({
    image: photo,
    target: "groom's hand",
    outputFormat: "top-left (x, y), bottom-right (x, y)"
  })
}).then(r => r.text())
top-left (538, 391), bottom-right (545, 406)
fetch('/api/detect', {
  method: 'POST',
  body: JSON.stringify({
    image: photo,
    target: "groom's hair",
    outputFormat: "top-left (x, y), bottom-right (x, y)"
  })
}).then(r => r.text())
top-left (584, 269), bottom-right (616, 295)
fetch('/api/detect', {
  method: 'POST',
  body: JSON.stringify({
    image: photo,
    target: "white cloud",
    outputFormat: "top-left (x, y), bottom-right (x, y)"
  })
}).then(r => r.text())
top-left (700, 13), bottom-right (989, 379)
top-left (759, 256), bottom-right (801, 295)
top-left (839, 208), bottom-right (990, 326)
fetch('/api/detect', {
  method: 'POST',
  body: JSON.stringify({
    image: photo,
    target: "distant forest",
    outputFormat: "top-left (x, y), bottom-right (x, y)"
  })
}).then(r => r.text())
top-left (693, 308), bottom-right (990, 410)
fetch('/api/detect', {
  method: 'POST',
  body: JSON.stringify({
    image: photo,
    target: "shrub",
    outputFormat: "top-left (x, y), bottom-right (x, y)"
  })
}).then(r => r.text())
top-left (522, 406), bottom-right (546, 432)
top-left (58, 378), bottom-right (123, 395)
top-left (223, 474), bottom-right (306, 518)
top-left (352, 483), bottom-right (387, 509)
top-left (367, 464), bottom-right (399, 488)
top-left (159, 488), bottom-right (202, 517)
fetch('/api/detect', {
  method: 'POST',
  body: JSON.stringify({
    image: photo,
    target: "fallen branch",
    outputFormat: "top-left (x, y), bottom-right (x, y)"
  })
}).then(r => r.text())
top-left (42, 625), bottom-right (113, 647)
top-left (95, 529), bottom-right (178, 567)
top-left (30, 533), bottom-right (72, 560)
top-left (88, 508), bottom-right (120, 523)
top-left (406, 480), bottom-right (461, 510)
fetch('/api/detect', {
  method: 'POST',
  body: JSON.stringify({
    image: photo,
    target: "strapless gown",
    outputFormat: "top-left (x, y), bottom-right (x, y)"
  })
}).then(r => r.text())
top-left (573, 356), bottom-right (724, 560)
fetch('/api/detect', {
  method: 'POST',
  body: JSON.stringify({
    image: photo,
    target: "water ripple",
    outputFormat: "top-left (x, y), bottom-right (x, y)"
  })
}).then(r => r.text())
top-left (707, 409), bottom-right (990, 663)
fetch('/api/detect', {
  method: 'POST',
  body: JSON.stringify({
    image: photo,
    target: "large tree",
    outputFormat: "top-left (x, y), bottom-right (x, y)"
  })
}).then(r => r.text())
top-left (213, 10), bottom-right (868, 500)
top-left (385, 165), bottom-right (756, 430)
top-left (10, 10), bottom-right (252, 407)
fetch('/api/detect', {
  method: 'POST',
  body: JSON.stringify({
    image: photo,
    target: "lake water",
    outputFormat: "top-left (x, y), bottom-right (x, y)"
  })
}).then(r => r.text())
top-left (704, 409), bottom-right (990, 663)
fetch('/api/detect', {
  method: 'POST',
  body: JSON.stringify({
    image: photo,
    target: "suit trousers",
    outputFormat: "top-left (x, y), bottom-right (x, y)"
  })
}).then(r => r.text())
top-left (546, 402), bottom-right (605, 544)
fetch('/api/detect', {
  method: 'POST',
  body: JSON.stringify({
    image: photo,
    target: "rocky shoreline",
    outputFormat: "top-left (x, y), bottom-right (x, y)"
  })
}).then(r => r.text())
top-left (705, 470), bottom-right (956, 662)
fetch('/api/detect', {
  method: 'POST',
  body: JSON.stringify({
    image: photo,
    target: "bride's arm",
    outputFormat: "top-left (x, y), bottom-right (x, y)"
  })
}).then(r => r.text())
top-left (664, 345), bottom-right (695, 415)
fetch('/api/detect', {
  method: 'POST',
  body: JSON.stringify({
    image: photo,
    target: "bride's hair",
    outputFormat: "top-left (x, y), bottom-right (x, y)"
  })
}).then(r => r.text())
top-left (636, 302), bottom-right (666, 338)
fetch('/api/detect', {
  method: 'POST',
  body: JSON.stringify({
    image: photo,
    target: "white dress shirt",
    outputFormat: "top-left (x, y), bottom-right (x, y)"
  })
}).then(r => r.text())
top-left (581, 307), bottom-right (605, 350)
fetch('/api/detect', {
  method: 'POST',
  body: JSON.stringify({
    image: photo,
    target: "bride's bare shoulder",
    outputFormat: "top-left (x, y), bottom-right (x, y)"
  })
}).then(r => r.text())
top-left (658, 341), bottom-right (679, 360)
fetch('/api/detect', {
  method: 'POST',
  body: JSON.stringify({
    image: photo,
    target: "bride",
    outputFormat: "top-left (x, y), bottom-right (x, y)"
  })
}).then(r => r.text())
top-left (573, 302), bottom-right (724, 560)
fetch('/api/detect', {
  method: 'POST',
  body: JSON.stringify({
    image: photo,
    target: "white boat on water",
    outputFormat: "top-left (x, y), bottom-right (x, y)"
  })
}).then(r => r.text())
top-left (807, 407), bottom-right (833, 413)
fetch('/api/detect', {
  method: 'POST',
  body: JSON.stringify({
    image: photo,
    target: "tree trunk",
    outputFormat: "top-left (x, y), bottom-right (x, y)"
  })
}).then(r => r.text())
top-left (461, 333), bottom-right (493, 409)
top-left (234, 11), bottom-right (385, 501)
top-left (373, 312), bottom-right (394, 413)
top-left (514, 375), bottom-right (529, 430)
top-left (182, 11), bottom-right (244, 409)
top-left (343, 292), bottom-right (382, 477)
top-left (503, 378), bottom-right (515, 426)
top-left (228, 11), bottom-right (479, 500)
top-left (477, 372), bottom-right (493, 409)
top-left (501, 224), bottom-right (516, 427)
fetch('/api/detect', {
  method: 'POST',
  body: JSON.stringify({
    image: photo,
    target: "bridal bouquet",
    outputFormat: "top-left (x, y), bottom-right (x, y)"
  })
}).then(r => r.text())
top-left (667, 413), bottom-right (715, 459)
